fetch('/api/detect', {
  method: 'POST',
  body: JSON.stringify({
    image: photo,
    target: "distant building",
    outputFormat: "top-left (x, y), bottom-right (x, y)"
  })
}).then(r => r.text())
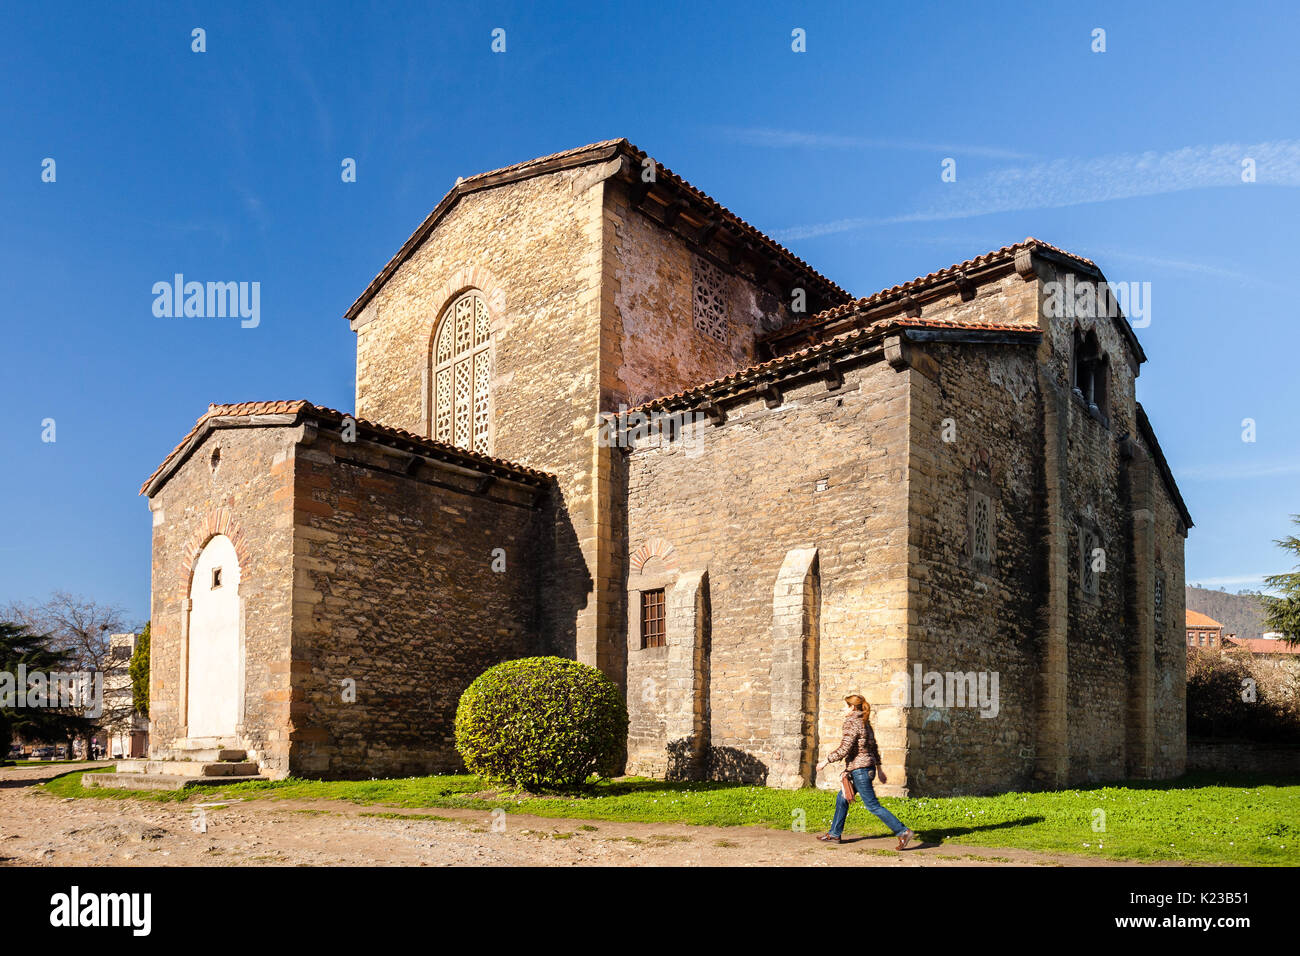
top-left (104, 633), bottom-right (148, 758)
top-left (1186, 610), bottom-right (1226, 650)
top-left (1225, 633), bottom-right (1300, 659)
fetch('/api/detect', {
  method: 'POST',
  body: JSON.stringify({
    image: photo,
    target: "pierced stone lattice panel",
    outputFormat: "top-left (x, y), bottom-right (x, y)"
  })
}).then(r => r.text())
top-left (692, 256), bottom-right (728, 343)
top-left (972, 493), bottom-right (992, 562)
top-left (432, 291), bottom-right (492, 453)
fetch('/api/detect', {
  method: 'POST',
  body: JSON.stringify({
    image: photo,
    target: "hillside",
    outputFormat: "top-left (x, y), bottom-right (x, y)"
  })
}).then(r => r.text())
top-left (1184, 586), bottom-right (1268, 640)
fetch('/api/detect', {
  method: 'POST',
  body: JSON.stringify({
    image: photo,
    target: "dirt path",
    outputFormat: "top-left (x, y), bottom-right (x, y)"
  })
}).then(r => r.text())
top-left (0, 763), bottom-right (1151, 867)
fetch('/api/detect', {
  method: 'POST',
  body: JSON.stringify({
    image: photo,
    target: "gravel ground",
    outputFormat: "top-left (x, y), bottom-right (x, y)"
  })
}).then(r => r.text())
top-left (0, 763), bottom-right (1149, 867)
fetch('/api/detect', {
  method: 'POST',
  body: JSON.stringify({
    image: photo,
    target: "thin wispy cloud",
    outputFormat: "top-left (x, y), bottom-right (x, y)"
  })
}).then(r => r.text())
top-left (1081, 246), bottom-right (1286, 291)
top-left (775, 139), bottom-right (1300, 241)
top-left (716, 125), bottom-right (1034, 161)
top-left (1177, 459), bottom-right (1300, 482)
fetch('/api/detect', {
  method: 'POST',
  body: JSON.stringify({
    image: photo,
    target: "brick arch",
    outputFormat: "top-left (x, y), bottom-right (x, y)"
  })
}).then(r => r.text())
top-left (426, 265), bottom-right (507, 339)
top-left (181, 507), bottom-right (250, 587)
top-left (631, 537), bottom-right (679, 575)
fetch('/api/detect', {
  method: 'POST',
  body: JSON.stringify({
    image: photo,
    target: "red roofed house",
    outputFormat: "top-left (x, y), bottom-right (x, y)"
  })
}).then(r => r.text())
top-left (1186, 609), bottom-right (1227, 650)
top-left (118, 141), bottom-right (1192, 796)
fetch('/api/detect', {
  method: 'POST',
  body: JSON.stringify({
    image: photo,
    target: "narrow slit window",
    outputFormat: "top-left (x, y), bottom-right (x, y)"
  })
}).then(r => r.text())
top-left (1081, 529), bottom-right (1100, 598)
top-left (211, 567), bottom-right (223, 590)
top-left (641, 588), bottom-right (666, 649)
top-left (1154, 573), bottom-right (1165, 632)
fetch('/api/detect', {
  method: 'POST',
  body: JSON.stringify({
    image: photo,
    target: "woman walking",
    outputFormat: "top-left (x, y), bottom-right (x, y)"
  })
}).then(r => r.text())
top-left (815, 694), bottom-right (915, 848)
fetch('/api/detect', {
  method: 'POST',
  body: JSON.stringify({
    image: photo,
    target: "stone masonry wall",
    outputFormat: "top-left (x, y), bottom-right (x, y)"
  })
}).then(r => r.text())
top-left (906, 336), bottom-right (1046, 796)
top-left (602, 179), bottom-right (793, 411)
top-left (351, 166), bottom-right (607, 674)
top-left (1038, 261), bottom-right (1143, 785)
top-left (625, 350), bottom-right (912, 792)
top-left (1145, 432), bottom-right (1188, 777)
top-left (146, 424), bottom-right (297, 775)
top-left (287, 426), bottom-right (543, 778)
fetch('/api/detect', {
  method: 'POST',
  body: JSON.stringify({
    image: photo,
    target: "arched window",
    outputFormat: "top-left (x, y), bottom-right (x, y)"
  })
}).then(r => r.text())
top-left (431, 291), bottom-right (491, 454)
top-left (1071, 327), bottom-right (1109, 422)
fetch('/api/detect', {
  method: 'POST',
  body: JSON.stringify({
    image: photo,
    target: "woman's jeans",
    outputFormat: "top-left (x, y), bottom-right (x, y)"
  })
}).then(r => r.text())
top-left (829, 767), bottom-right (907, 837)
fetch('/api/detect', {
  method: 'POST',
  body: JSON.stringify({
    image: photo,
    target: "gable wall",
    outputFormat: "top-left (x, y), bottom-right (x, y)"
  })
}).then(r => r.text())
top-left (146, 425), bottom-right (297, 774)
top-left (1037, 262), bottom-right (1143, 783)
top-left (351, 166), bottom-right (608, 668)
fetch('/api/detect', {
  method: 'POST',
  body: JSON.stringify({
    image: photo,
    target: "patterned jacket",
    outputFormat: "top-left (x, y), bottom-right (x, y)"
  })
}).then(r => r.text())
top-left (826, 712), bottom-right (882, 772)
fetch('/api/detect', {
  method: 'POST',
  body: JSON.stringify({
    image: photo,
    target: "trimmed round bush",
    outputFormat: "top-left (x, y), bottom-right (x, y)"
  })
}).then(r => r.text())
top-left (454, 656), bottom-right (628, 791)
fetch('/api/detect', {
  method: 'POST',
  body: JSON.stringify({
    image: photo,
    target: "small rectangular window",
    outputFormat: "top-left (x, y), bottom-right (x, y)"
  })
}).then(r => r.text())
top-left (640, 589), bottom-right (666, 649)
top-left (211, 567), bottom-right (223, 590)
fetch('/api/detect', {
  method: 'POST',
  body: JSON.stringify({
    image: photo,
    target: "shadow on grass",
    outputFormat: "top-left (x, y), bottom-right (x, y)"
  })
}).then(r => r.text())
top-left (1082, 771), bottom-right (1300, 792)
top-left (911, 815), bottom-right (1047, 844)
top-left (477, 777), bottom-right (753, 799)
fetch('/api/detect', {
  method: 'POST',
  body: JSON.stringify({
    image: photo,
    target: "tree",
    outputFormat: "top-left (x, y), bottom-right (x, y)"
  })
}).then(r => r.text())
top-left (2, 592), bottom-right (134, 757)
top-left (0, 621), bottom-right (92, 762)
top-left (129, 622), bottom-right (150, 716)
top-left (1262, 515), bottom-right (1300, 645)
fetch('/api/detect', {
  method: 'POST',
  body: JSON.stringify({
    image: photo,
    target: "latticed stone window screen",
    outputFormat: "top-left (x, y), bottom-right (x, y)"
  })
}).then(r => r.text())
top-left (433, 291), bottom-right (492, 454)
top-left (972, 494), bottom-right (992, 563)
top-left (1154, 573), bottom-right (1165, 631)
top-left (692, 256), bottom-right (728, 343)
top-left (967, 488), bottom-right (994, 571)
top-left (1081, 528), bottom-right (1100, 597)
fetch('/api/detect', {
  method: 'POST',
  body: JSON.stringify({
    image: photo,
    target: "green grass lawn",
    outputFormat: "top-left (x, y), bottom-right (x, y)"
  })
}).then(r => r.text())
top-left (38, 768), bottom-right (1300, 866)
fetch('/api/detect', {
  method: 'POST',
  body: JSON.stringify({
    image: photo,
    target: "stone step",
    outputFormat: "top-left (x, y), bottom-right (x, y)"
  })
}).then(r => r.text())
top-left (115, 760), bottom-right (259, 777)
top-left (84, 772), bottom-right (267, 792)
top-left (156, 748), bottom-right (246, 763)
top-left (172, 736), bottom-right (241, 752)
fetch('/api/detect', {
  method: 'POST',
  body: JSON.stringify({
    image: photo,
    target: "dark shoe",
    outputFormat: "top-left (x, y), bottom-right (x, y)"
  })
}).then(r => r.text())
top-left (817, 833), bottom-right (842, 843)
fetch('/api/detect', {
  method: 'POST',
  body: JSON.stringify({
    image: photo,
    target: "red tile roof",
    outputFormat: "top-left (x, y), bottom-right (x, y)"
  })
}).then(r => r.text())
top-left (762, 238), bottom-right (1098, 347)
top-left (1186, 610), bottom-right (1223, 628)
top-left (141, 400), bottom-right (554, 496)
top-left (628, 316), bottom-right (1039, 413)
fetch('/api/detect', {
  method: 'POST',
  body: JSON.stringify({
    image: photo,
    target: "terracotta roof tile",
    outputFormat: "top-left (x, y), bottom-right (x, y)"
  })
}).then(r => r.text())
top-left (141, 400), bottom-right (554, 496)
top-left (1185, 610), bottom-right (1223, 628)
top-left (1226, 636), bottom-right (1300, 655)
top-left (615, 141), bottom-right (851, 302)
top-left (458, 138), bottom-right (627, 185)
top-left (763, 238), bottom-right (1096, 345)
top-left (628, 316), bottom-right (1038, 413)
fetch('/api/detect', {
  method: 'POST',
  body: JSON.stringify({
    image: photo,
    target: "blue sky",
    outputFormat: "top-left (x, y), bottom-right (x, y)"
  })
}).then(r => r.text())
top-left (2, 1), bottom-right (1297, 625)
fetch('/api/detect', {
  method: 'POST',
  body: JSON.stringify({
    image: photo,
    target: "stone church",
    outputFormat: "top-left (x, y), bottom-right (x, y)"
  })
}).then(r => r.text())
top-left (138, 139), bottom-right (1191, 796)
